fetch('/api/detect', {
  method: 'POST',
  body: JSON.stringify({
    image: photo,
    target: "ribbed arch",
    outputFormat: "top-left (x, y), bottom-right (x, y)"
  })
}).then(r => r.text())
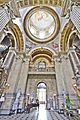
top-left (10, 23), bottom-right (24, 52)
top-left (60, 20), bottom-right (74, 53)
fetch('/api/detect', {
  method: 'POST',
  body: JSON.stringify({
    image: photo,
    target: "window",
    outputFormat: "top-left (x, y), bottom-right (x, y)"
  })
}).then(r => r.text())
top-left (38, 61), bottom-right (46, 69)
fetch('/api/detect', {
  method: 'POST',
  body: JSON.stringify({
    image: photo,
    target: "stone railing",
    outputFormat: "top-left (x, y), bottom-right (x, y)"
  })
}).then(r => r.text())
top-left (0, 6), bottom-right (10, 32)
top-left (29, 67), bottom-right (55, 72)
top-left (70, 5), bottom-right (80, 33)
top-left (69, 49), bottom-right (80, 74)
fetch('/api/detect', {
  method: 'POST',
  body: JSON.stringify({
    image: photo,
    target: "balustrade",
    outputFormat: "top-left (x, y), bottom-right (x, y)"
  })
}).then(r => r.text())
top-left (29, 67), bottom-right (55, 72)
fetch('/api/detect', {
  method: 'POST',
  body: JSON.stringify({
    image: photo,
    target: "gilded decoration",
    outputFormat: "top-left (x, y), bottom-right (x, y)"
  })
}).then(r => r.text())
top-left (30, 48), bottom-right (53, 63)
top-left (23, 6), bottom-right (60, 43)
top-left (17, 0), bottom-right (64, 8)
top-left (60, 20), bottom-right (74, 53)
top-left (9, 23), bottom-right (24, 52)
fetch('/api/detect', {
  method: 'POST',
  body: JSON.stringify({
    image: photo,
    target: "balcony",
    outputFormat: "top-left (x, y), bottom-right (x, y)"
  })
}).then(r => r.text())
top-left (28, 67), bottom-right (55, 75)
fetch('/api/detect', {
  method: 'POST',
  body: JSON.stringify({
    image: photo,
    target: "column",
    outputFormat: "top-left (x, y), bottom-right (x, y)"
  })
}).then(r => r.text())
top-left (16, 55), bottom-right (30, 110)
top-left (0, 53), bottom-right (23, 115)
top-left (2, 47), bottom-right (16, 72)
top-left (55, 56), bottom-right (66, 109)
top-left (55, 53), bottom-right (78, 109)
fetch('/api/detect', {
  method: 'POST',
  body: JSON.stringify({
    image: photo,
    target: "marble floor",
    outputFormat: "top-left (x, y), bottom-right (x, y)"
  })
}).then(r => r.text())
top-left (0, 104), bottom-right (79, 120)
top-left (38, 104), bottom-right (47, 120)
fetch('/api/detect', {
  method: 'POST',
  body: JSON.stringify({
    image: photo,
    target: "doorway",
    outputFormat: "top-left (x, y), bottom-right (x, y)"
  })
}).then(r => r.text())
top-left (37, 82), bottom-right (47, 104)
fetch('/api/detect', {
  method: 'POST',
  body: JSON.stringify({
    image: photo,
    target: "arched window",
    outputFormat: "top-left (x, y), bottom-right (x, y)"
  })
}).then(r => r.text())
top-left (38, 61), bottom-right (46, 69)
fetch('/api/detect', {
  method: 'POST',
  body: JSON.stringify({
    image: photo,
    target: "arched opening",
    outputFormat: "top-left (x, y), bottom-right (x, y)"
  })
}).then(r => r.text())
top-left (38, 61), bottom-right (46, 69)
top-left (10, 23), bottom-right (24, 52)
top-left (27, 47), bottom-right (56, 110)
top-left (60, 20), bottom-right (73, 52)
top-left (0, 33), bottom-right (16, 64)
top-left (37, 82), bottom-right (47, 104)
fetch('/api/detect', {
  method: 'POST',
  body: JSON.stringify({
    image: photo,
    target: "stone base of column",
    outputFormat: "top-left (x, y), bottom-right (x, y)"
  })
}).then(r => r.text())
top-left (0, 109), bottom-right (11, 115)
top-left (18, 95), bottom-right (26, 112)
top-left (58, 96), bottom-right (64, 110)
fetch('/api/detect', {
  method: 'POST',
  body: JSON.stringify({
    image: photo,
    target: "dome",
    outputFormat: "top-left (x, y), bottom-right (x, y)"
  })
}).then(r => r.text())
top-left (23, 6), bottom-right (60, 43)
top-left (29, 10), bottom-right (55, 39)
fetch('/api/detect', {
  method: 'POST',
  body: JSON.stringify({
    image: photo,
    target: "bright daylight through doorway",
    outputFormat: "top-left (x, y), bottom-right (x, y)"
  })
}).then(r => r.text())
top-left (37, 82), bottom-right (46, 104)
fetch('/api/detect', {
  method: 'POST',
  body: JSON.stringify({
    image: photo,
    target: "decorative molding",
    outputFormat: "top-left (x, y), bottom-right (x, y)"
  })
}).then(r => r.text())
top-left (17, 0), bottom-right (64, 8)
top-left (61, 0), bottom-right (70, 17)
top-left (60, 20), bottom-right (74, 53)
top-left (0, 0), bottom-right (10, 5)
top-left (30, 47), bottom-right (54, 63)
top-left (9, 23), bottom-right (24, 52)
top-left (23, 6), bottom-right (60, 43)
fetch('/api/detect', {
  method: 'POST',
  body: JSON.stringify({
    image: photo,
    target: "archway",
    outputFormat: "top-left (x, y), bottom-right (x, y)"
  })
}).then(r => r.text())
top-left (27, 47), bottom-right (57, 109)
top-left (9, 23), bottom-right (24, 52)
top-left (37, 82), bottom-right (47, 104)
top-left (60, 20), bottom-right (73, 53)
top-left (0, 33), bottom-right (15, 61)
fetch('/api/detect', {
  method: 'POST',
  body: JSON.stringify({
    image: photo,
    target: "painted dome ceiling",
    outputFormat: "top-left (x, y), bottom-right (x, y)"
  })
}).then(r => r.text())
top-left (24, 6), bottom-right (60, 43)
top-left (29, 10), bottom-right (55, 39)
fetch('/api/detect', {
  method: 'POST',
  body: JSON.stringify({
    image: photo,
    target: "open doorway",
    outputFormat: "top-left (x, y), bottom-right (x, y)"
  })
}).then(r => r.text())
top-left (37, 82), bottom-right (47, 104)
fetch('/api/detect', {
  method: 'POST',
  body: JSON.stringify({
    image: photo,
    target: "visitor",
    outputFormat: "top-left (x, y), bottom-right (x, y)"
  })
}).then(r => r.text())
top-left (36, 99), bottom-right (39, 110)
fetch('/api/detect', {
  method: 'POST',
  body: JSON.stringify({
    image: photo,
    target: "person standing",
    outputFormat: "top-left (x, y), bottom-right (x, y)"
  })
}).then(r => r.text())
top-left (36, 99), bottom-right (39, 110)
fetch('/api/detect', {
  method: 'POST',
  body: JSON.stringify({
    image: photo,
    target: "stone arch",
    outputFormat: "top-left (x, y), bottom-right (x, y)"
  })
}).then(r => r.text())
top-left (9, 23), bottom-right (24, 52)
top-left (36, 80), bottom-right (48, 92)
top-left (60, 20), bottom-right (74, 53)
top-left (36, 81), bottom-right (47, 93)
top-left (37, 81), bottom-right (47, 88)
top-left (34, 78), bottom-right (55, 99)
top-left (29, 47), bottom-right (56, 65)
top-left (1, 31), bottom-right (17, 49)
top-left (0, 32), bottom-right (17, 60)
top-left (67, 30), bottom-right (77, 49)
top-left (28, 47), bottom-right (57, 56)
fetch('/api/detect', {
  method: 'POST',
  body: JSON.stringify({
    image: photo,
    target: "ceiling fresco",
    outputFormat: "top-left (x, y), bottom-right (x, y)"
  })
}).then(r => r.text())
top-left (23, 6), bottom-right (60, 43)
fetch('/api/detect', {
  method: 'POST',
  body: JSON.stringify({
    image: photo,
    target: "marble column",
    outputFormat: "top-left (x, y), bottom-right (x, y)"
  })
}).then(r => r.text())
top-left (55, 54), bottom-right (78, 109)
top-left (0, 53), bottom-right (23, 114)
top-left (2, 47), bottom-right (16, 72)
top-left (16, 55), bottom-right (30, 110)
top-left (55, 56), bottom-right (66, 109)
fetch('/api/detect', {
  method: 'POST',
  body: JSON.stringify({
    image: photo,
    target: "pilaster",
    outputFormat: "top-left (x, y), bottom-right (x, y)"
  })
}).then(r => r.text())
top-left (0, 53), bottom-right (24, 114)
top-left (55, 53), bottom-right (78, 109)
top-left (16, 54), bottom-right (30, 110)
